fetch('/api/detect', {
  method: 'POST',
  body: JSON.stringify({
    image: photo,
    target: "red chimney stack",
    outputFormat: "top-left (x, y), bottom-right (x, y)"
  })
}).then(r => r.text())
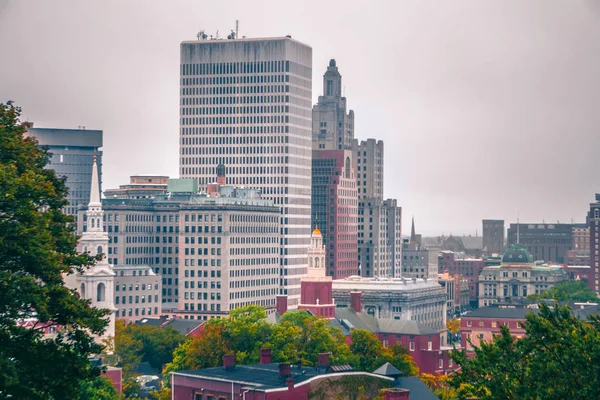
top-left (260, 348), bottom-right (272, 364)
top-left (318, 353), bottom-right (330, 368)
top-left (383, 389), bottom-right (410, 399)
top-left (223, 354), bottom-right (235, 371)
top-left (278, 363), bottom-right (292, 377)
top-left (276, 295), bottom-right (288, 315)
top-left (350, 291), bottom-right (362, 313)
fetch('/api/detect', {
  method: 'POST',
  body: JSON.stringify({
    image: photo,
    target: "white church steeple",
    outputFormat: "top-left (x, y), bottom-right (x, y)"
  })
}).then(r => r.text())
top-left (73, 155), bottom-right (116, 342)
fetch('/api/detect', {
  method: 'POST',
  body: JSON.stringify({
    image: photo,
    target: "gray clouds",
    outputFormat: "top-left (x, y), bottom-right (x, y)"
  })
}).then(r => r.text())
top-left (1, 0), bottom-right (599, 235)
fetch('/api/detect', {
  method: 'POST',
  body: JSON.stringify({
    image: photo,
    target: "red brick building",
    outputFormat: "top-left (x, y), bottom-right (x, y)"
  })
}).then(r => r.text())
top-left (438, 251), bottom-right (484, 303)
top-left (311, 150), bottom-right (359, 279)
top-left (171, 351), bottom-right (437, 400)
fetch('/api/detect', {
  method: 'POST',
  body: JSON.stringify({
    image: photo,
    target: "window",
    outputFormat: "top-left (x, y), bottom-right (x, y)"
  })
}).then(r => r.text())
top-left (466, 320), bottom-right (472, 327)
top-left (439, 359), bottom-right (444, 369)
top-left (427, 341), bottom-right (432, 350)
top-left (97, 283), bottom-right (105, 302)
top-left (492, 321), bottom-right (497, 328)
top-left (80, 283), bottom-right (86, 298)
top-left (409, 342), bottom-right (415, 351)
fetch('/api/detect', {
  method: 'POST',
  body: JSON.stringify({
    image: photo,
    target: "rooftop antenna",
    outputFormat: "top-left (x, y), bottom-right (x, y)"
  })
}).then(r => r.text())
top-left (517, 212), bottom-right (520, 244)
top-left (236, 20), bottom-right (239, 39)
top-left (197, 30), bottom-right (207, 41)
top-left (216, 30), bottom-right (219, 39)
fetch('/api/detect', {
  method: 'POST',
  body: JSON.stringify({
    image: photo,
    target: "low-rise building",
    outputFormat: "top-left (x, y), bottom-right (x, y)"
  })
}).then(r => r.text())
top-left (332, 276), bottom-right (447, 332)
top-left (438, 272), bottom-right (470, 317)
top-left (478, 245), bottom-right (568, 307)
top-left (438, 251), bottom-right (484, 303)
top-left (114, 265), bottom-right (162, 322)
top-left (104, 175), bottom-right (168, 199)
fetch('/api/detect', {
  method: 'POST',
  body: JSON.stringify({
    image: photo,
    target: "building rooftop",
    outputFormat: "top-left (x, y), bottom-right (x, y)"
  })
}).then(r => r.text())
top-left (332, 276), bottom-right (442, 292)
top-left (181, 35), bottom-right (311, 47)
top-left (332, 307), bottom-right (439, 336)
top-left (174, 363), bottom-right (387, 391)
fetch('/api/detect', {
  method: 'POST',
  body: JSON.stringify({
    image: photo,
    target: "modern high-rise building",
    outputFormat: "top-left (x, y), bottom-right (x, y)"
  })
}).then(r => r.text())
top-left (312, 59), bottom-right (354, 151)
top-left (357, 198), bottom-right (402, 278)
top-left (311, 60), bottom-right (358, 279)
top-left (482, 219), bottom-right (504, 256)
top-left (179, 36), bottom-right (313, 307)
top-left (25, 127), bottom-right (103, 218)
top-left (311, 150), bottom-right (358, 279)
top-left (353, 138), bottom-right (384, 201)
top-left (588, 194), bottom-right (600, 294)
top-left (507, 223), bottom-right (573, 264)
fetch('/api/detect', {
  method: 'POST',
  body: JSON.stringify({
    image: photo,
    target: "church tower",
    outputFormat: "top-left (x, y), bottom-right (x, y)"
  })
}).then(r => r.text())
top-left (299, 227), bottom-right (335, 318)
top-left (72, 156), bottom-right (116, 342)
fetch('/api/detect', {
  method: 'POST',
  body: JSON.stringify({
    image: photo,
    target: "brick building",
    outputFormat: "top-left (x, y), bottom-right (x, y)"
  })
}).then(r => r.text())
top-left (438, 251), bottom-right (484, 303)
top-left (588, 194), bottom-right (600, 294)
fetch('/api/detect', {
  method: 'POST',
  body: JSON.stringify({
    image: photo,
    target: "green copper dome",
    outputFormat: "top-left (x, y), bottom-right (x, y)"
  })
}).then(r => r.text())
top-left (501, 244), bottom-right (534, 264)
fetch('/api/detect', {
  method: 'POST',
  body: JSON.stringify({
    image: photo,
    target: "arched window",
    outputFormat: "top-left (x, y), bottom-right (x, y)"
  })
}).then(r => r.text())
top-left (80, 283), bottom-right (86, 298)
top-left (90, 219), bottom-right (95, 228)
top-left (97, 283), bottom-right (105, 302)
top-left (97, 246), bottom-right (103, 256)
top-left (309, 258), bottom-right (313, 268)
top-left (315, 258), bottom-right (320, 269)
top-left (97, 218), bottom-right (101, 229)
top-left (345, 156), bottom-right (351, 179)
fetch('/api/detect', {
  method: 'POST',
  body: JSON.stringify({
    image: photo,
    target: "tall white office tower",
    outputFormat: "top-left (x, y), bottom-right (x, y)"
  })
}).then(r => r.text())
top-left (66, 156), bottom-right (116, 342)
top-left (179, 36), bottom-right (313, 307)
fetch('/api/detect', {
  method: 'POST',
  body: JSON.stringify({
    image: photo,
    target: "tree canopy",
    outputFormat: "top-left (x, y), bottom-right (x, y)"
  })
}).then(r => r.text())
top-left (163, 306), bottom-right (418, 381)
top-left (0, 101), bottom-right (110, 399)
top-left (449, 302), bottom-right (600, 399)
top-left (526, 280), bottom-right (598, 303)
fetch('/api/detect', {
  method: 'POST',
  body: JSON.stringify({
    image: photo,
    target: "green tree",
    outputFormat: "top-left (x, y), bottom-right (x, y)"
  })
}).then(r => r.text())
top-left (0, 101), bottom-right (110, 399)
top-left (527, 280), bottom-right (598, 303)
top-left (77, 375), bottom-right (123, 400)
top-left (383, 343), bottom-right (419, 376)
top-left (270, 310), bottom-right (353, 366)
top-left (349, 329), bottom-right (387, 371)
top-left (449, 302), bottom-right (600, 399)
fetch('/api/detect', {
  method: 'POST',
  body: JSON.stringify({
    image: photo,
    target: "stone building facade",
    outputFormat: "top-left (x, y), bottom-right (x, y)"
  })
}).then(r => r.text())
top-left (478, 245), bottom-right (568, 307)
top-left (332, 276), bottom-right (447, 331)
top-left (79, 172), bottom-right (280, 319)
top-left (507, 223), bottom-right (573, 264)
top-left (482, 219), bottom-right (504, 256)
top-left (179, 36), bottom-right (313, 307)
top-left (114, 265), bottom-right (162, 322)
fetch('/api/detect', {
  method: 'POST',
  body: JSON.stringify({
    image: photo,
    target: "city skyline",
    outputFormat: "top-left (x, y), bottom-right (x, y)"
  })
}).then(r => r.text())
top-left (2, 0), bottom-right (600, 235)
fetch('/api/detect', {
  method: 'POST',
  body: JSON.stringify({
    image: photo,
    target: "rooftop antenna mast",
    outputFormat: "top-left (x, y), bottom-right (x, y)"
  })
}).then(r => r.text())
top-left (517, 212), bottom-right (520, 244)
top-left (236, 20), bottom-right (239, 39)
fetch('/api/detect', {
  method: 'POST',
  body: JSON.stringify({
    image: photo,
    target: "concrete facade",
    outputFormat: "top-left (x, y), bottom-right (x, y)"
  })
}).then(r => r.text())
top-left (80, 174), bottom-right (280, 318)
top-left (104, 175), bottom-right (168, 199)
top-left (353, 138), bottom-right (384, 201)
top-left (482, 219), bottom-right (504, 256)
top-left (114, 265), bottom-right (162, 322)
top-left (179, 37), bottom-right (313, 307)
top-left (588, 194), bottom-right (600, 294)
top-left (401, 240), bottom-right (439, 281)
top-left (478, 245), bottom-right (568, 307)
top-left (25, 127), bottom-right (103, 219)
top-left (331, 276), bottom-right (447, 331)
top-left (312, 59), bottom-right (354, 151)
top-left (507, 223), bottom-right (573, 264)
top-left (358, 198), bottom-right (402, 278)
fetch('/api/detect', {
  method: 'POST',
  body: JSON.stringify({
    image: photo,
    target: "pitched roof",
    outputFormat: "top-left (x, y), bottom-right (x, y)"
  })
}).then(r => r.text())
top-left (173, 363), bottom-right (392, 391)
top-left (373, 362), bottom-right (402, 377)
top-left (463, 306), bottom-right (537, 319)
top-left (460, 236), bottom-right (483, 250)
top-left (394, 376), bottom-right (440, 400)
top-left (333, 308), bottom-right (438, 336)
top-left (167, 319), bottom-right (205, 336)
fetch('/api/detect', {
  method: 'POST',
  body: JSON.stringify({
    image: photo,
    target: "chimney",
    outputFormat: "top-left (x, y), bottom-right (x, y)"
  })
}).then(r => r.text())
top-left (223, 354), bottom-right (235, 371)
top-left (260, 348), bottom-right (272, 364)
top-left (286, 377), bottom-right (294, 391)
top-left (350, 291), bottom-right (362, 313)
top-left (276, 295), bottom-right (288, 315)
top-left (278, 363), bottom-right (292, 377)
top-left (383, 388), bottom-right (410, 400)
top-left (318, 353), bottom-right (330, 368)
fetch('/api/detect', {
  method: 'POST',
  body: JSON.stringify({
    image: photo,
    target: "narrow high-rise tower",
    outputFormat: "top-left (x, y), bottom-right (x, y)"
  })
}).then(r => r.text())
top-left (69, 156), bottom-right (116, 342)
top-left (311, 60), bottom-right (358, 279)
top-left (179, 36), bottom-right (313, 307)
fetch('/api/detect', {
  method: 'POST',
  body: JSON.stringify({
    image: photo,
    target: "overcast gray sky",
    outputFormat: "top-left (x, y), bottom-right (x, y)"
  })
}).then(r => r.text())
top-left (1, 0), bottom-right (599, 236)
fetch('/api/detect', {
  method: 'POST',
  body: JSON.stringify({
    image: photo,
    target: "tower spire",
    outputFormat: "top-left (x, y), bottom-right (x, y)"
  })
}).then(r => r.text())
top-left (88, 155), bottom-right (101, 208)
top-left (410, 216), bottom-right (416, 243)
